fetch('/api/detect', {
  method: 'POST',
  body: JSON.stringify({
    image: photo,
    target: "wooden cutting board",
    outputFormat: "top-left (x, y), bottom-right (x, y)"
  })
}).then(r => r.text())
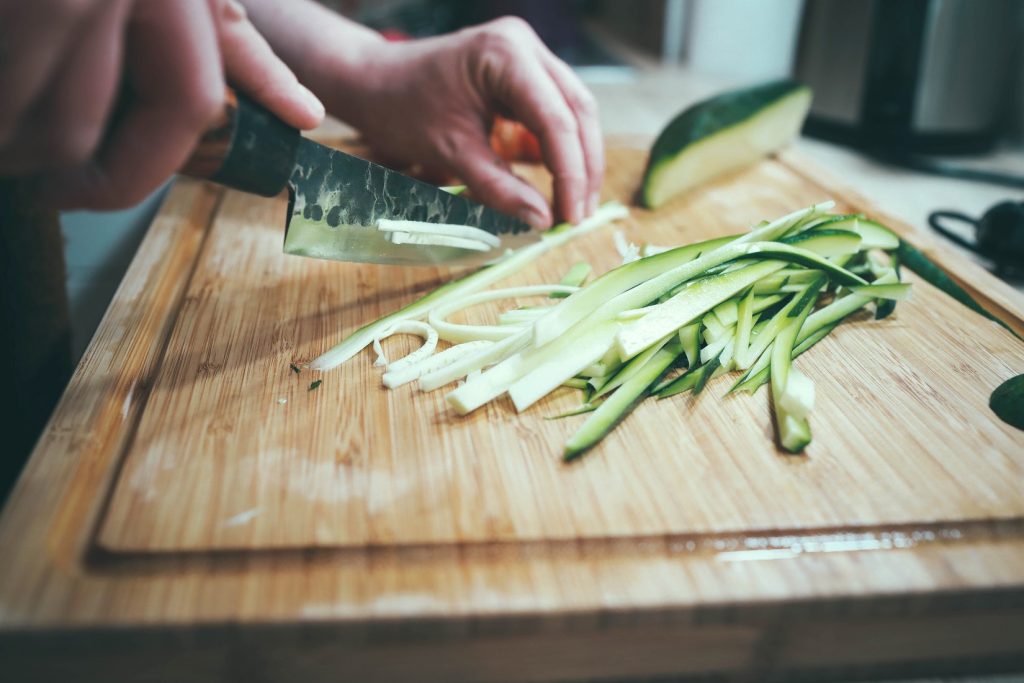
top-left (94, 145), bottom-right (1023, 553)
top-left (1, 140), bottom-right (1022, 682)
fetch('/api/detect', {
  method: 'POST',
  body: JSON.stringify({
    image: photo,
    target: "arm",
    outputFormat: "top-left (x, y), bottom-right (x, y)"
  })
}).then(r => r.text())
top-left (242, 0), bottom-right (603, 227)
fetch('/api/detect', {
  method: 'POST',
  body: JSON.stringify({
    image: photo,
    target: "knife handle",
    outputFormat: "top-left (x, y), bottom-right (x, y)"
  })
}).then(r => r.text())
top-left (181, 87), bottom-right (301, 197)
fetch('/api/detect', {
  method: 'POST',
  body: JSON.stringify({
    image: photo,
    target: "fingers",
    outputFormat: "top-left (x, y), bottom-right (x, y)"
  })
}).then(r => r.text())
top-left (212, 0), bottom-right (324, 131)
top-left (538, 51), bottom-right (604, 216)
top-left (447, 130), bottom-right (552, 228)
top-left (492, 55), bottom-right (587, 224)
top-left (33, 0), bottom-right (226, 209)
top-left (470, 17), bottom-right (600, 224)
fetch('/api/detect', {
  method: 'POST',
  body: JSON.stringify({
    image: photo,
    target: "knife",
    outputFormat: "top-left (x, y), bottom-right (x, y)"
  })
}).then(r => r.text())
top-left (182, 88), bottom-right (535, 266)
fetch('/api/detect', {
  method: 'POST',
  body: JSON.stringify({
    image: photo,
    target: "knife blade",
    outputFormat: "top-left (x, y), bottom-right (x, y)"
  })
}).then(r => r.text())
top-left (182, 88), bottom-right (535, 266)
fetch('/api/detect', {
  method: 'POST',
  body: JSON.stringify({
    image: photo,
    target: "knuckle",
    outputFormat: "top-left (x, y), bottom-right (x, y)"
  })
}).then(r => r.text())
top-left (493, 15), bottom-right (533, 36)
top-left (220, 0), bottom-right (248, 22)
top-left (472, 28), bottom-right (509, 55)
top-left (475, 16), bottom-right (534, 51)
top-left (546, 110), bottom-right (578, 139)
top-left (572, 90), bottom-right (598, 117)
top-left (46, 123), bottom-right (102, 166)
top-left (182, 83), bottom-right (225, 130)
top-left (431, 129), bottom-right (462, 165)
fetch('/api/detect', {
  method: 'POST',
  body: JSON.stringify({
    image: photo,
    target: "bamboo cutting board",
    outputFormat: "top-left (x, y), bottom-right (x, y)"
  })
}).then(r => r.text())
top-left (94, 145), bottom-right (1024, 553)
top-left (1, 140), bottom-right (1023, 682)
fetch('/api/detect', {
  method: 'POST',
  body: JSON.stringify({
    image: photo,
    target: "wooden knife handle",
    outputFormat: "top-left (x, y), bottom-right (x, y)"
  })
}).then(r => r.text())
top-left (181, 87), bottom-right (301, 197)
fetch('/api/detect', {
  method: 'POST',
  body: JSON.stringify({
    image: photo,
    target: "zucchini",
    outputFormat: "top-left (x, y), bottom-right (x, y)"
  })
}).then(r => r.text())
top-left (532, 234), bottom-right (736, 346)
top-left (642, 80), bottom-right (812, 208)
top-left (733, 287), bottom-right (756, 368)
top-left (732, 270), bottom-right (900, 394)
top-left (310, 201), bottom-right (628, 370)
top-left (729, 322), bottom-right (839, 396)
top-left (332, 200), bottom-right (913, 462)
top-left (616, 243), bottom-right (865, 360)
top-left (655, 353), bottom-right (726, 398)
top-left (564, 342), bottom-right (683, 461)
top-left (803, 215), bottom-right (899, 250)
top-left (896, 239), bottom-right (1022, 340)
top-left (850, 282), bottom-right (912, 301)
top-left (550, 262), bottom-right (592, 298)
top-left (771, 277), bottom-right (826, 452)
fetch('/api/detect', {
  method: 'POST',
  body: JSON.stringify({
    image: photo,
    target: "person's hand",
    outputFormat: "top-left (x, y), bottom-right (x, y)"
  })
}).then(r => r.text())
top-left (327, 17), bottom-right (603, 228)
top-left (0, 0), bottom-right (325, 210)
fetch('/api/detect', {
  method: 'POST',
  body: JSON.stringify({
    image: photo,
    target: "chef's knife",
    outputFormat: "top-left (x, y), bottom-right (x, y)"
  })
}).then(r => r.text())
top-left (182, 89), bottom-right (535, 266)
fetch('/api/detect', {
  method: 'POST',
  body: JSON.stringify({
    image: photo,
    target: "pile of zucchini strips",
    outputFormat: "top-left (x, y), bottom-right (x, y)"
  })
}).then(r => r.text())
top-left (311, 201), bottom-right (909, 461)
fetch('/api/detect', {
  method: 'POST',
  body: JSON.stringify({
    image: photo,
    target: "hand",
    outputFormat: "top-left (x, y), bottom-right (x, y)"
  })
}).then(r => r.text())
top-left (0, 0), bottom-right (325, 210)
top-left (328, 17), bottom-right (604, 228)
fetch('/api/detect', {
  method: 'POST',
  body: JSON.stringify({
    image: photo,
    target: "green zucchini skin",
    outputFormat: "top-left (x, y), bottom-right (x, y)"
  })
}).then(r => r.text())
top-left (990, 375), bottom-right (1024, 431)
top-left (563, 342), bottom-right (682, 462)
top-left (642, 80), bottom-right (812, 208)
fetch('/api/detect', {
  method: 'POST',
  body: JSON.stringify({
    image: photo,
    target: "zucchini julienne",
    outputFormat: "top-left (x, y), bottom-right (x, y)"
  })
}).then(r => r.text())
top-left (314, 203), bottom-right (907, 460)
top-left (770, 276), bottom-right (826, 453)
top-left (642, 79), bottom-right (812, 208)
top-left (564, 340), bottom-right (683, 461)
top-left (309, 201), bottom-right (629, 370)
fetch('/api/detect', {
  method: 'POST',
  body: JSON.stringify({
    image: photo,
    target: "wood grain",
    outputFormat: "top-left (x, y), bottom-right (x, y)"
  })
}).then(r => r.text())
top-left (1, 142), bottom-right (1022, 682)
top-left (93, 146), bottom-right (1024, 553)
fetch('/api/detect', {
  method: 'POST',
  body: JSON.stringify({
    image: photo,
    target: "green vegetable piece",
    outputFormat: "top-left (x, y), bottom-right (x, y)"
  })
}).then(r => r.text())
top-left (308, 379), bottom-right (322, 391)
top-left (770, 277), bottom-right (826, 452)
top-left (850, 283), bottom-right (912, 301)
top-left (731, 323), bottom-right (838, 395)
top-left (550, 262), bottom-right (592, 298)
top-left (874, 252), bottom-right (901, 320)
top-left (289, 363), bottom-right (301, 374)
top-left (656, 353), bottom-right (726, 399)
top-left (564, 343), bottom-right (682, 461)
top-left (691, 353), bottom-right (723, 395)
top-left (805, 215), bottom-right (900, 250)
top-left (546, 402), bottom-right (601, 420)
top-left (897, 240), bottom-right (1022, 340)
top-left (642, 80), bottom-right (812, 208)
top-left (594, 336), bottom-right (671, 399)
top-left (990, 375), bottom-right (1024, 431)
top-left (310, 201), bottom-right (629, 371)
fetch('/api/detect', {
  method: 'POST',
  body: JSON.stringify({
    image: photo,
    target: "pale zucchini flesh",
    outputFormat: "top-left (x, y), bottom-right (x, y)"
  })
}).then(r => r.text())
top-left (643, 81), bottom-right (812, 208)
